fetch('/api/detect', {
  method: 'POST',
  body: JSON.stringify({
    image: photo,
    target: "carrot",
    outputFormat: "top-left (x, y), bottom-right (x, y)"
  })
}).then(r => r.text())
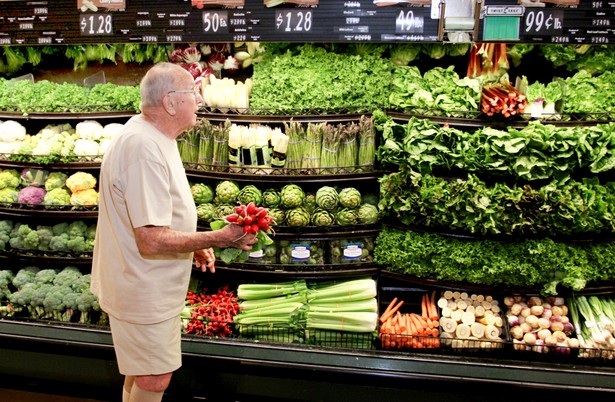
top-left (379, 299), bottom-right (404, 323)
top-left (409, 313), bottom-right (425, 335)
top-left (421, 293), bottom-right (429, 319)
top-left (429, 290), bottom-right (439, 321)
top-left (382, 297), bottom-right (398, 318)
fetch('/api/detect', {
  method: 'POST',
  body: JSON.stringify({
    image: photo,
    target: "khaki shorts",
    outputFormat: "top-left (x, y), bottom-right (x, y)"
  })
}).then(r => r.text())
top-left (109, 314), bottom-right (182, 376)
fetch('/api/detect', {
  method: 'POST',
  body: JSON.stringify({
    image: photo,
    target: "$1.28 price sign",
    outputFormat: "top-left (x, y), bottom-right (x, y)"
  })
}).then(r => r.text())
top-left (80, 13), bottom-right (113, 35)
top-left (275, 9), bottom-right (313, 33)
top-left (523, 9), bottom-right (564, 35)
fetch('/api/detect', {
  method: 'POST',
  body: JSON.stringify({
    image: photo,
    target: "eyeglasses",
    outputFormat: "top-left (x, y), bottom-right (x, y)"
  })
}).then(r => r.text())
top-left (167, 88), bottom-right (200, 97)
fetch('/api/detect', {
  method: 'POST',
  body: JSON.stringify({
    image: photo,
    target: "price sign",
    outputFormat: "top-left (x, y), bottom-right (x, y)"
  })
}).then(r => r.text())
top-left (80, 13), bottom-right (113, 35)
top-left (275, 9), bottom-right (313, 33)
top-left (202, 10), bottom-right (228, 33)
top-left (395, 9), bottom-right (424, 34)
top-left (523, 9), bottom-right (564, 35)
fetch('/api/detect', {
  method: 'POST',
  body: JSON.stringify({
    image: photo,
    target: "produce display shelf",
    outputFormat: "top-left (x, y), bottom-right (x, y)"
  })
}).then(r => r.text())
top-left (0, 205), bottom-right (98, 219)
top-left (185, 167), bottom-right (383, 184)
top-left (213, 265), bottom-right (380, 280)
top-left (0, 318), bottom-right (614, 401)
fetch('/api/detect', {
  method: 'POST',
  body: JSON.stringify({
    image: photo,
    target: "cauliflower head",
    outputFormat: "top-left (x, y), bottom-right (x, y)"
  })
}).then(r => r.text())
top-left (65, 172), bottom-right (97, 193)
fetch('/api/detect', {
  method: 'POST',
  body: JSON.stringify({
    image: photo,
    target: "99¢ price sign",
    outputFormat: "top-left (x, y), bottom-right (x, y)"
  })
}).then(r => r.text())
top-left (523, 9), bottom-right (564, 35)
top-left (275, 9), bottom-right (313, 33)
top-left (80, 13), bottom-right (113, 35)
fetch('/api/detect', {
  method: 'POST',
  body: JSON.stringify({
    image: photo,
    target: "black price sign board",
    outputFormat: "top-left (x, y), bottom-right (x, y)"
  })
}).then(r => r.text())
top-left (0, 0), bottom-right (612, 45)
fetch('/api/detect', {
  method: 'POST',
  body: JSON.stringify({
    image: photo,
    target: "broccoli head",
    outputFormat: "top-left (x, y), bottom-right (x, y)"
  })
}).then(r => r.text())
top-left (43, 284), bottom-right (70, 321)
top-left (30, 283), bottom-right (52, 318)
top-left (76, 288), bottom-right (98, 324)
top-left (49, 233), bottom-right (70, 252)
top-left (12, 266), bottom-right (40, 289)
top-left (67, 220), bottom-right (88, 239)
top-left (34, 268), bottom-right (58, 285)
top-left (62, 290), bottom-right (81, 321)
top-left (36, 225), bottom-right (54, 250)
top-left (52, 222), bottom-right (69, 236)
top-left (23, 229), bottom-right (40, 250)
top-left (67, 236), bottom-right (87, 254)
top-left (0, 269), bottom-right (14, 300)
top-left (0, 220), bottom-right (14, 234)
top-left (9, 282), bottom-right (38, 317)
top-left (53, 266), bottom-right (83, 290)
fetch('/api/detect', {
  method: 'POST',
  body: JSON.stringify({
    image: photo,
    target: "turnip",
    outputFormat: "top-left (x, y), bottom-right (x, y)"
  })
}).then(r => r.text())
top-left (523, 332), bottom-right (537, 345)
top-left (537, 317), bottom-right (550, 329)
top-left (509, 302), bottom-right (523, 316)
top-left (525, 314), bottom-right (539, 329)
top-left (537, 328), bottom-right (551, 340)
top-left (510, 326), bottom-right (524, 340)
top-left (550, 320), bottom-right (565, 333)
top-left (530, 305), bottom-right (544, 316)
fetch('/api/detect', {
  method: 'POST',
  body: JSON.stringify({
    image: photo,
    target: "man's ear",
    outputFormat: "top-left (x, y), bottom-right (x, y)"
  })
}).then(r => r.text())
top-left (162, 94), bottom-right (176, 114)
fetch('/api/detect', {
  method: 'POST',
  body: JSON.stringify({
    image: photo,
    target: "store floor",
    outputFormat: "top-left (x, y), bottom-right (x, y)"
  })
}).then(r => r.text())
top-left (0, 388), bottom-right (110, 402)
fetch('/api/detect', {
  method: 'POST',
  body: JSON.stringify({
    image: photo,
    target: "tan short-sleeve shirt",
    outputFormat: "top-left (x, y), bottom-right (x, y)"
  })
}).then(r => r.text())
top-left (91, 114), bottom-right (197, 324)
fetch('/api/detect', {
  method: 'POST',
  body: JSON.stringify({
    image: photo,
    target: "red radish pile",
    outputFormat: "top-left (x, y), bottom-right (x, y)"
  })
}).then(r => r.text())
top-left (183, 286), bottom-right (239, 337)
top-left (225, 202), bottom-right (274, 234)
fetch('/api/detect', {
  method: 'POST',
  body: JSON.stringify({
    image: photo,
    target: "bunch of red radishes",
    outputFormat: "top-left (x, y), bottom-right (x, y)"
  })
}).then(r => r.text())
top-left (224, 202), bottom-right (274, 234)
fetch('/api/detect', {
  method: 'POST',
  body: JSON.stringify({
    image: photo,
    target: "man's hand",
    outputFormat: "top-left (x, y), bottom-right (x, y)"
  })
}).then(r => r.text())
top-left (194, 247), bottom-right (216, 273)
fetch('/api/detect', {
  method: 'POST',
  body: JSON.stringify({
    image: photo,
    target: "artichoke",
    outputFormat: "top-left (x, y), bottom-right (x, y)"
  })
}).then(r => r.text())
top-left (196, 203), bottom-right (217, 222)
top-left (262, 188), bottom-right (281, 208)
top-left (285, 206), bottom-right (311, 227)
top-left (357, 203), bottom-right (379, 225)
top-left (214, 204), bottom-right (235, 219)
top-left (335, 208), bottom-right (359, 226)
top-left (315, 186), bottom-right (339, 211)
top-left (191, 183), bottom-right (214, 204)
top-left (311, 208), bottom-right (335, 227)
top-left (268, 208), bottom-right (286, 226)
top-left (215, 180), bottom-right (240, 204)
top-left (303, 192), bottom-right (317, 214)
top-left (237, 184), bottom-right (263, 206)
top-left (338, 187), bottom-right (362, 209)
top-left (280, 184), bottom-right (305, 208)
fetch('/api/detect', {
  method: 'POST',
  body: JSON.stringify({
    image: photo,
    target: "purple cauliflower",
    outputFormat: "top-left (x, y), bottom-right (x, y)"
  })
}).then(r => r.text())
top-left (18, 185), bottom-right (47, 205)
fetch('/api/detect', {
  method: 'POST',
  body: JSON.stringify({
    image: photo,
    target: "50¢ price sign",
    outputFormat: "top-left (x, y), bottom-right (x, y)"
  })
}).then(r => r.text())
top-left (523, 9), bottom-right (564, 35)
